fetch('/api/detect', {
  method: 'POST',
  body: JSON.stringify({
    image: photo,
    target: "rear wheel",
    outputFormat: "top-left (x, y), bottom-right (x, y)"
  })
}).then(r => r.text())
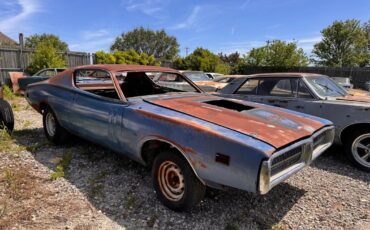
top-left (344, 130), bottom-right (370, 172)
top-left (42, 107), bottom-right (69, 144)
top-left (0, 99), bottom-right (14, 133)
top-left (152, 150), bottom-right (206, 211)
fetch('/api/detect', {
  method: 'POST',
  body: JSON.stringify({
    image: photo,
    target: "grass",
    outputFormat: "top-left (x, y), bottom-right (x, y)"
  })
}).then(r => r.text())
top-left (0, 129), bottom-right (26, 153)
top-left (88, 171), bottom-right (108, 198)
top-left (25, 140), bottom-right (49, 153)
top-left (2, 85), bottom-right (15, 101)
top-left (50, 150), bottom-right (73, 180)
top-left (124, 192), bottom-right (138, 210)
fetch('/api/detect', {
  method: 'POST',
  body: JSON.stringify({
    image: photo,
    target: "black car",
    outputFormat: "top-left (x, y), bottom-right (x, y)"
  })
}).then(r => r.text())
top-left (0, 82), bottom-right (14, 132)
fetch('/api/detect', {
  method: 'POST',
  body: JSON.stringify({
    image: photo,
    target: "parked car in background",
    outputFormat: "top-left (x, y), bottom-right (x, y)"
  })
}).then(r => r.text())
top-left (189, 75), bottom-right (244, 92)
top-left (205, 72), bottom-right (223, 79)
top-left (168, 70), bottom-right (216, 91)
top-left (332, 77), bottom-right (353, 89)
top-left (0, 82), bottom-right (14, 132)
top-left (365, 81), bottom-right (370, 91)
top-left (19, 68), bottom-right (66, 93)
top-left (346, 88), bottom-right (370, 97)
top-left (26, 64), bottom-right (334, 211)
top-left (10, 68), bottom-right (66, 94)
top-left (219, 73), bottom-right (370, 171)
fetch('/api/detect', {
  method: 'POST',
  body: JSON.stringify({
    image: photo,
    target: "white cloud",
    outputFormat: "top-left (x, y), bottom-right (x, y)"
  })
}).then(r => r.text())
top-left (0, 0), bottom-right (41, 36)
top-left (69, 29), bottom-right (116, 53)
top-left (122, 0), bottom-right (167, 17)
top-left (291, 36), bottom-right (322, 53)
top-left (170, 6), bottom-right (202, 30)
top-left (81, 29), bottom-right (110, 40)
top-left (215, 40), bottom-right (266, 54)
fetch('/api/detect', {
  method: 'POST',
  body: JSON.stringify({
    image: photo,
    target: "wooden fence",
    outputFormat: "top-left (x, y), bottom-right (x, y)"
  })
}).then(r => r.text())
top-left (0, 46), bottom-right (92, 85)
top-left (240, 66), bottom-right (370, 89)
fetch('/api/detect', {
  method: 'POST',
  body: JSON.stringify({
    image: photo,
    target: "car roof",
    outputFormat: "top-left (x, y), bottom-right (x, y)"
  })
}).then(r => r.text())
top-left (73, 64), bottom-right (177, 73)
top-left (239, 72), bottom-right (325, 78)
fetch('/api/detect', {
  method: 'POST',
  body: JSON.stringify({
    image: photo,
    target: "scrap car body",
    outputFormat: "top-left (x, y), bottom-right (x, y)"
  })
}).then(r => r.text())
top-left (26, 65), bottom-right (334, 210)
top-left (219, 72), bottom-right (370, 171)
top-left (10, 68), bottom-right (66, 94)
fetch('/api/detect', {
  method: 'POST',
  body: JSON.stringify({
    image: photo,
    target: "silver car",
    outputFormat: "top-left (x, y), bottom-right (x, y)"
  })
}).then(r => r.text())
top-left (219, 73), bottom-right (370, 172)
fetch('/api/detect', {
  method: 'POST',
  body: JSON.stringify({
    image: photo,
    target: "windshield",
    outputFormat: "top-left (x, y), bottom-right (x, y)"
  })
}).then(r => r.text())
top-left (182, 72), bottom-right (210, 81)
top-left (305, 75), bottom-right (347, 97)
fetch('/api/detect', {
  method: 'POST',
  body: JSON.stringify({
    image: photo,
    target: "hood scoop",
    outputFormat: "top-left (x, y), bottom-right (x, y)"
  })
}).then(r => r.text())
top-left (203, 99), bottom-right (254, 112)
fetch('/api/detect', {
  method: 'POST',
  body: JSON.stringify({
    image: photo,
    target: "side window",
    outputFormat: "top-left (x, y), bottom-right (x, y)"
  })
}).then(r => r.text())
top-left (258, 78), bottom-right (294, 97)
top-left (74, 69), bottom-right (119, 100)
top-left (37, 70), bottom-right (47, 76)
top-left (154, 73), bottom-right (197, 92)
top-left (235, 79), bottom-right (259, 95)
top-left (297, 80), bottom-right (313, 99)
top-left (44, 70), bottom-right (56, 77)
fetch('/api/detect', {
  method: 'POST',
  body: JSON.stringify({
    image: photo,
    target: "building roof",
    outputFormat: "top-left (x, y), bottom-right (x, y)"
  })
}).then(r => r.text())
top-left (0, 32), bottom-right (17, 46)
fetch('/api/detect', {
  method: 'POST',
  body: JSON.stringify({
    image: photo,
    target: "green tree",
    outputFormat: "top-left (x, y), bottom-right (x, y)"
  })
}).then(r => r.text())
top-left (181, 48), bottom-right (229, 74)
top-left (94, 50), bottom-right (158, 66)
top-left (95, 51), bottom-right (116, 64)
top-left (111, 27), bottom-right (179, 60)
top-left (218, 52), bottom-right (241, 74)
top-left (242, 40), bottom-right (308, 67)
top-left (25, 33), bottom-right (69, 52)
top-left (312, 19), bottom-right (369, 67)
top-left (27, 42), bottom-right (66, 74)
top-left (363, 20), bottom-right (370, 66)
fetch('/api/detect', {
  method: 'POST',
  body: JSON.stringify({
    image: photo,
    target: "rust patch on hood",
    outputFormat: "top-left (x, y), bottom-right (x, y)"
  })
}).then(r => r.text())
top-left (145, 95), bottom-right (326, 149)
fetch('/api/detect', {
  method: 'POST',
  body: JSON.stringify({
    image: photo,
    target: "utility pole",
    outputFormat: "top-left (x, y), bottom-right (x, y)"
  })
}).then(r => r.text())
top-left (19, 33), bottom-right (24, 72)
top-left (185, 47), bottom-right (189, 56)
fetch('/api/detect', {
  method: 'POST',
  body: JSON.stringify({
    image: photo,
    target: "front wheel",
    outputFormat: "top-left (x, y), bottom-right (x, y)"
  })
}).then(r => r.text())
top-left (344, 130), bottom-right (370, 172)
top-left (42, 107), bottom-right (69, 145)
top-left (152, 150), bottom-right (206, 211)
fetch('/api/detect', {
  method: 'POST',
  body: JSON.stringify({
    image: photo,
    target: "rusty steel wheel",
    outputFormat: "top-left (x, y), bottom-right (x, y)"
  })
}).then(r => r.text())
top-left (152, 150), bottom-right (206, 211)
top-left (42, 107), bottom-right (69, 145)
top-left (158, 161), bottom-right (185, 202)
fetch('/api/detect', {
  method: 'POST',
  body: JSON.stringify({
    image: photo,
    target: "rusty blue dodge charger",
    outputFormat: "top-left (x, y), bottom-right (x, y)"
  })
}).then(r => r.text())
top-left (25, 64), bottom-right (334, 211)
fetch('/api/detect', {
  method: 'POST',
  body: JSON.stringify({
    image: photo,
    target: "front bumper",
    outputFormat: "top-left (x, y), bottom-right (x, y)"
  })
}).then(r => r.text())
top-left (259, 126), bottom-right (335, 194)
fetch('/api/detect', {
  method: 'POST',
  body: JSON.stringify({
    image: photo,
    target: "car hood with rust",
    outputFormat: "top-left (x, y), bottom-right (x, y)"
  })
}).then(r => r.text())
top-left (143, 94), bottom-right (330, 149)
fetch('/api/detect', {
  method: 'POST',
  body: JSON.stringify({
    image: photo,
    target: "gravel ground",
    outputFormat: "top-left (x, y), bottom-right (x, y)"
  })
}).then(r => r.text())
top-left (0, 98), bottom-right (369, 230)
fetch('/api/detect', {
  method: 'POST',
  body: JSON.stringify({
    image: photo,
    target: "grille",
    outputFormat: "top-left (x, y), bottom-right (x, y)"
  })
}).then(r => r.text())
top-left (271, 146), bottom-right (303, 176)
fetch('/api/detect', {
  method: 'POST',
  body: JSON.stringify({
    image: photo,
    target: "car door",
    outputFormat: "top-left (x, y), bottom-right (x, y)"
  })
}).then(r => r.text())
top-left (70, 69), bottom-right (125, 149)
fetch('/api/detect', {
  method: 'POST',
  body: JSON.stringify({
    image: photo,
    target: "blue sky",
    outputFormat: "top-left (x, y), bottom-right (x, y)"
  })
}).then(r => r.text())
top-left (1, 0), bottom-right (369, 56)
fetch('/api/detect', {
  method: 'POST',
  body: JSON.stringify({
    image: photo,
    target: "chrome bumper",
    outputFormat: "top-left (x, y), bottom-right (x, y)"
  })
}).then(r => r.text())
top-left (259, 126), bottom-right (335, 195)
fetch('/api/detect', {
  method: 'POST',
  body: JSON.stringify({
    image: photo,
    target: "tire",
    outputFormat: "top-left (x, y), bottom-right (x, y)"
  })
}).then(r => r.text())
top-left (42, 106), bottom-right (69, 144)
top-left (344, 130), bottom-right (370, 172)
top-left (152, 150), bottom-right (206, 211)
top-left (0, 99), bottom-right (14, 133)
